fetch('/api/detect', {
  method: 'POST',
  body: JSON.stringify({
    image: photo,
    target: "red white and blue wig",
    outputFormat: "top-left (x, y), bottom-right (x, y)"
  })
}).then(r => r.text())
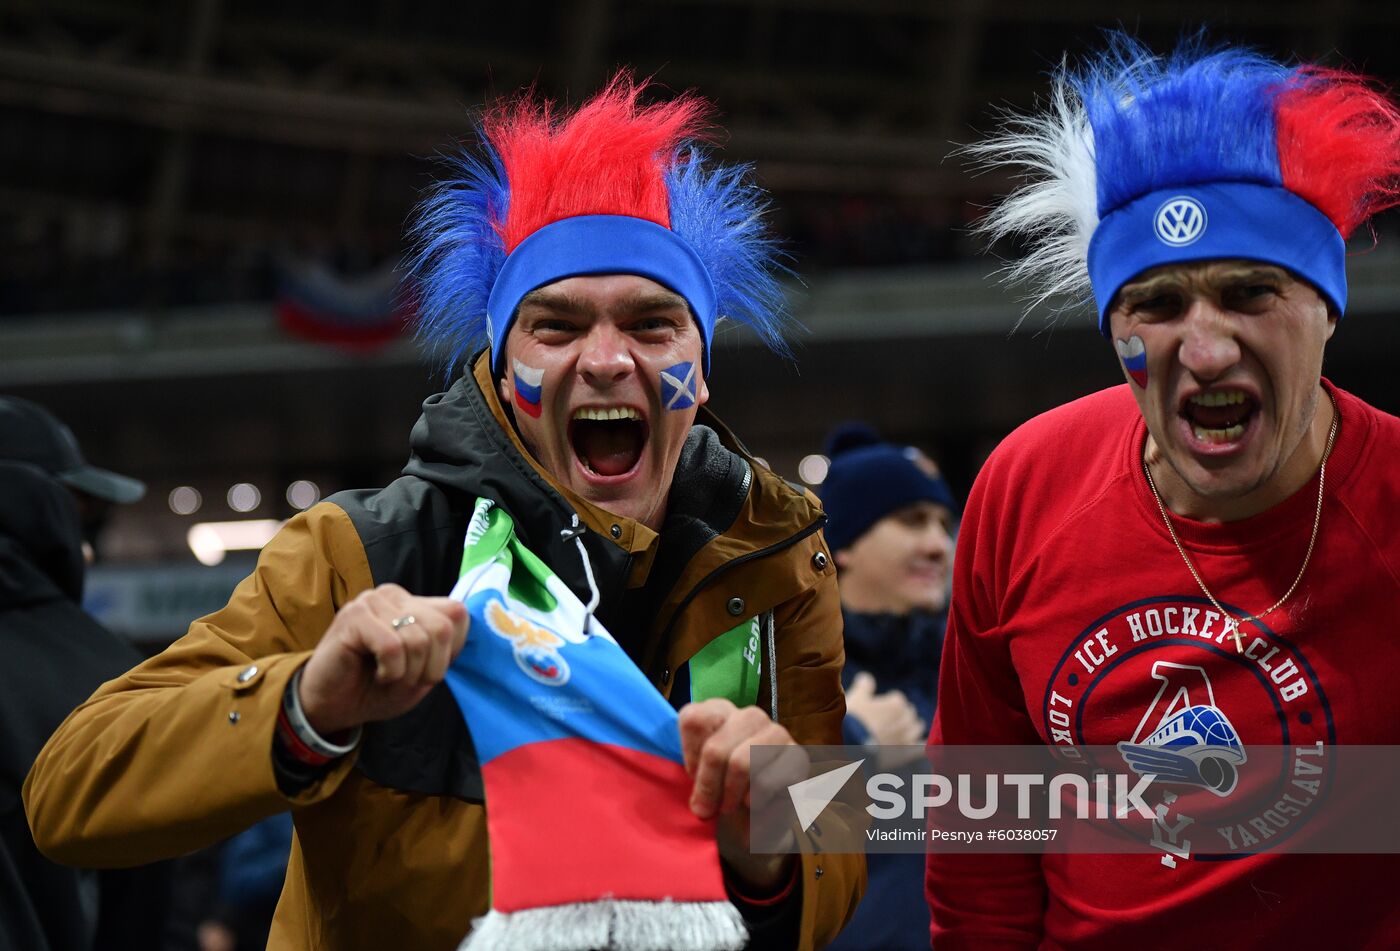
top-left (409, 75), bottom-right (789, 375)
top-left (970, 35), bottom-right (1400, 333)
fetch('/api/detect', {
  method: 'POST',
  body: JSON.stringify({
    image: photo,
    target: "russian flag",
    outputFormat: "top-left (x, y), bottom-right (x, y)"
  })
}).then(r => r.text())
top-left (445, 500), bottom-right (747, 951)
top-left (275, 258), bottom-right (409, 352)
top-left (1116, 336), bottom-right (1148, 388)
top-left (512, 359), bottom-right (545, 418)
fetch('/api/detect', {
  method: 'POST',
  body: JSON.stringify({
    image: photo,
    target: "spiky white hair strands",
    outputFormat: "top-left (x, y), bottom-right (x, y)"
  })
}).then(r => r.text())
top-left (963, 62), bottom-right (1100, 318)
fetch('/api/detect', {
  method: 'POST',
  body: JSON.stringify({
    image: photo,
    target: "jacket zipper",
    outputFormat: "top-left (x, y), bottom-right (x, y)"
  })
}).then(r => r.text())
top-left (649, 511), bottom-right (828, 680)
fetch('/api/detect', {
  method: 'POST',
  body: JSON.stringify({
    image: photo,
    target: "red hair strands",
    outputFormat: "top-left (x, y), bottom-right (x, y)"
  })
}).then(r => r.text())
top-left (1275, 68), bottom-right (1400, 239)
top-left (484, 76), bottom-right (712, 253)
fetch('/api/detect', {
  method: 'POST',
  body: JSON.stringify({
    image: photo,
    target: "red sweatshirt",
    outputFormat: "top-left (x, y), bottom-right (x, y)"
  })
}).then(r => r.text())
top-left (927, 381), bottom-right (1400, 950)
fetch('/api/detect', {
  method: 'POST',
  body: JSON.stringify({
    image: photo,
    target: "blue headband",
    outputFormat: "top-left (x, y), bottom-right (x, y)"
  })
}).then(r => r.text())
top-left (485, 214), bottom-right (718, 374)
top-left (1087, 181), bottom-right (1346, 334)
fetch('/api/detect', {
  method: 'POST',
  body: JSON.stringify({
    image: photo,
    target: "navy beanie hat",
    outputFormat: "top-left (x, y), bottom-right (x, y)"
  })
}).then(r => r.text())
top-left (819, 426), bottom-right (957, 552)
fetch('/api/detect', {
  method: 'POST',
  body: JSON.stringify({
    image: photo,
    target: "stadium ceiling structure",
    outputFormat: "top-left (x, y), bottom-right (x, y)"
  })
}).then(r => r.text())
top-left (2, 0), bottom-right (1389, 317)
top-left (3, 0), bottom-right (1400, 569)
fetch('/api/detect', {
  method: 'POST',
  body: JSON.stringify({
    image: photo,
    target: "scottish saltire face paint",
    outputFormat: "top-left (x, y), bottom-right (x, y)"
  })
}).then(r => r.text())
top-left (512, 359), bottom-right (545, 419)
top-left (444, 499), bottom-right (748, 951)
top-left (659, 361), bottom-right (697, 411)
top-left (1115, 335), bottom-right (1148, 388)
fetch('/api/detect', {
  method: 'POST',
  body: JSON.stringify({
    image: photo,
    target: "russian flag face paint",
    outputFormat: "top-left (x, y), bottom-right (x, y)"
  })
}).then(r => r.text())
top-left (659, 361), bottom-right (697, 411)
top-left (1115, 335), bottom-right (1148, 388)
top-left (512, 359), bottom-right (545, 418)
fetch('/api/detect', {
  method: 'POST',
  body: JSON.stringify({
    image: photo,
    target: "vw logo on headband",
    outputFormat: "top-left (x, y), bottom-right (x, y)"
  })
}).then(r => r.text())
top-left (1154, 195), bottom-right (1208, 246)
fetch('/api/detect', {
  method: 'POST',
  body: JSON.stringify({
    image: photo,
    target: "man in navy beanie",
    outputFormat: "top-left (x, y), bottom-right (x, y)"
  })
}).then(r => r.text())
top-left (819, 423), bottom-right (957, 951)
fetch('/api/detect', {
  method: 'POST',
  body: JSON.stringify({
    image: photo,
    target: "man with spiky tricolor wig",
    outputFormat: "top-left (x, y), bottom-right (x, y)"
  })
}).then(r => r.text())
top-left (23, 77), bottom-right (863, 949)
top-left (409, 75), bottom-right (790, 534)
top-left (926, 36), bottom-right (1400, 948)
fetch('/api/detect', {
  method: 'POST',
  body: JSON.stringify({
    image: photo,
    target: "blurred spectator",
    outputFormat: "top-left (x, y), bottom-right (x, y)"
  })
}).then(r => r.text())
top-left (216, 812), bottom-right (292, 950)
top-left (160, 843), bottom-right (230, 951)
top-left (0, 396), bottom-right (173, 950)
top-left (819, 422), bottom-right (959, 951)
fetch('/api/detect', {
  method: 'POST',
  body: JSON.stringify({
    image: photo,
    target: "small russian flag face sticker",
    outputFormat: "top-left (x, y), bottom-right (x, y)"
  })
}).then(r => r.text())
top-left (512, 359), bottom-right (545, 418)
top-left (1115, 335), bottom-right (1148, 388)
top-left (659, 361), bottom-right (697, 411)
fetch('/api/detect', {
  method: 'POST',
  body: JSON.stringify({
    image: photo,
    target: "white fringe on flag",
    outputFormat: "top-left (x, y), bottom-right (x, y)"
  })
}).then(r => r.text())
top-left (458, 898), bottom-right (749, 951)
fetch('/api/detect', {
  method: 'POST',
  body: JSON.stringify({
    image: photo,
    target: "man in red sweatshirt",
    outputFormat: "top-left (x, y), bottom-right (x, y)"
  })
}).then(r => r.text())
top-left (928, 34), bottom-right (1400, 948)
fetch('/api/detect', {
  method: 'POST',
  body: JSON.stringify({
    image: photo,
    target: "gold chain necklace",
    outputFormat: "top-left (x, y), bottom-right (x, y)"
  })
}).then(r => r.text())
top-left (1141, 406), bottom-right (1338, 652)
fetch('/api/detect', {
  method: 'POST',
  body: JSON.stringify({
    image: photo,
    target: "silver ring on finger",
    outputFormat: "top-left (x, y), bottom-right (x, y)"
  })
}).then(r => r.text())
top-left (391, 614), bottom-right (417, 631)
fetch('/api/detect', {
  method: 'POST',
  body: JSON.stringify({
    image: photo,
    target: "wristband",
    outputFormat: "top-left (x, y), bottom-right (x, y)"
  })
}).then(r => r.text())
top-left (727, 858), bottom-right (799, 909)
top-left (276, 666), bottom-right (361, 766)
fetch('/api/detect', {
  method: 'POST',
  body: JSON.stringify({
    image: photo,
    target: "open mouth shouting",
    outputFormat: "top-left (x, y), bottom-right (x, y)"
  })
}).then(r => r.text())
top-left (1178, 387), bottom-right (1260, 453)
top-left (569, 406), bottom-right (650, 483)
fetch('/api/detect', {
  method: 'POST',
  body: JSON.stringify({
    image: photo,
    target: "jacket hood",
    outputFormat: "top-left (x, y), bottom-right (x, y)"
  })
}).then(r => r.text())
top-left (0, 461), bottom-right (85, 607)
top-left (402, 355), bottom-right (588, 540)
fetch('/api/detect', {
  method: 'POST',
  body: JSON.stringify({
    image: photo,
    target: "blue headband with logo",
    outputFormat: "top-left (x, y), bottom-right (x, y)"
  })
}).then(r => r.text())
top-left (1087, 181), bottom-right (1346, 334)
top-left (485, 214), bottom-right (718, 374)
